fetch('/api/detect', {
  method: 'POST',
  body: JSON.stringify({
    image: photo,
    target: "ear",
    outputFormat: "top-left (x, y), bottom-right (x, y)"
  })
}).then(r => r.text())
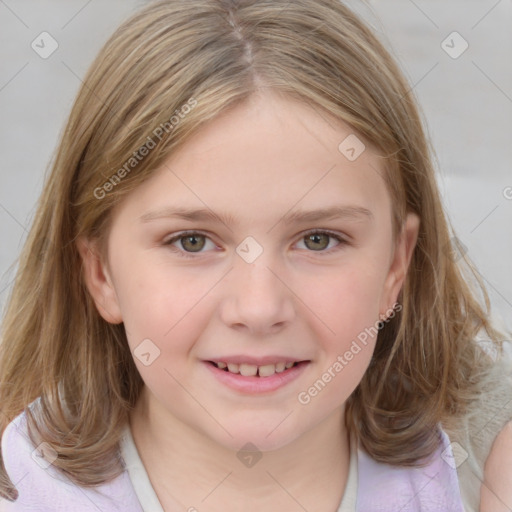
top-left (379, 212), bottom-right (420, 317)
top-left (76, 236), bottom-right (123, 324)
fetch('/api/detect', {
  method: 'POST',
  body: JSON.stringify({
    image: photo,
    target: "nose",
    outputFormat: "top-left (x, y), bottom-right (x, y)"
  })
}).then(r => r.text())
top-left (218, 251), bottom-right (296, 336)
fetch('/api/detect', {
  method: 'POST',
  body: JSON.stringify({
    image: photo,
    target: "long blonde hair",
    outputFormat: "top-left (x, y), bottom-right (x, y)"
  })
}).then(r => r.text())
top-left (0, 0), bottom-right (504, 500)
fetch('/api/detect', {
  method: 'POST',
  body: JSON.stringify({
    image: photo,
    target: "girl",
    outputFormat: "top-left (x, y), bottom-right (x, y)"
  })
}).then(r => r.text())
top-left (1, 0), bottom-right (511, 510)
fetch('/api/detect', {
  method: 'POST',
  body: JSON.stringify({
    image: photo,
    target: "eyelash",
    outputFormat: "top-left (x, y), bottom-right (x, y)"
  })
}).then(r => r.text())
top-left (163, 229), bottom-right (349, 259)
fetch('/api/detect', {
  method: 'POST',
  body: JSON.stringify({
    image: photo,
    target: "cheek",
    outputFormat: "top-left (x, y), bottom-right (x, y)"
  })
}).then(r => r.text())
top-left (302, 260), bottom-right (387, 333)
top-left (296, 269), bottom-right (384, 408)
top-left (112, 251), bottom-right (211, 335)
top-left (295, 256), bottom-right (389, 395)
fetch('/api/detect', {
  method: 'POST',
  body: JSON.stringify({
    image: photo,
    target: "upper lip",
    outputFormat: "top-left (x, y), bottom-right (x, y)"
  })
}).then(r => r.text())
top-left (206, 355), bottom-right (310, 366)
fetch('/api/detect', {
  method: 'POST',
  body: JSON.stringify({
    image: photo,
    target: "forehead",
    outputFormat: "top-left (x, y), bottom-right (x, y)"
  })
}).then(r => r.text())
top-left (119, 92), bottom-right (391, 227)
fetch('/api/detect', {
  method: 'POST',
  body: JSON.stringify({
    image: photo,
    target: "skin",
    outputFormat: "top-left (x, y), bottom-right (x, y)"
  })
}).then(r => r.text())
top-left (79, 91), bottom-right (419, 511)
top-left (480, 420), bottom-right (512, 512)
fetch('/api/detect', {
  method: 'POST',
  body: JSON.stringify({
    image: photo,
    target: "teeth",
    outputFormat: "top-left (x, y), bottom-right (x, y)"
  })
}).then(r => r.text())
top-left (227, 363), bottom-right (239, 373)
top-left (215, 361), bottom-right (297, 377)
top-left (258, 364), bottom-right (277, 377)
top-left (239, 363), bottom-right (258, 377)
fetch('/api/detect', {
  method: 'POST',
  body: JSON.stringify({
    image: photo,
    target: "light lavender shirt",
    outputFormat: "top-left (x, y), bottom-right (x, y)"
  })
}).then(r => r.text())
top-left (1, 407), bottom-right (465, 511)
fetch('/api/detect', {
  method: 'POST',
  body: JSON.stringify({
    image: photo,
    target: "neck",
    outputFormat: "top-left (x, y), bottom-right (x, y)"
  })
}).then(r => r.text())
top-left (129, 386), bottom-right (351, 512)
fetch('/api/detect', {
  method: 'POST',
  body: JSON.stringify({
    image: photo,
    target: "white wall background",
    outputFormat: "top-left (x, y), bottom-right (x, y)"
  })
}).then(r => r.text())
top-left (0, 0), bottom-right (511, 332)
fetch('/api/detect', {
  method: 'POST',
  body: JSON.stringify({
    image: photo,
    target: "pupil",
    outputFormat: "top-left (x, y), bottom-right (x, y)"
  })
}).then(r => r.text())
top-left (307, 233), bottom-right (328, 251)
top-left (183, 235), bottom-right (204, 252)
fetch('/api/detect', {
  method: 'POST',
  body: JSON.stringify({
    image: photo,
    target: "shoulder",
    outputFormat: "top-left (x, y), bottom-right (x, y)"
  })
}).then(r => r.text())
top-left (1, 407), bottom-right (89, 511)
top-left (1, 407), bottom-right (142, 511)
top-left (480, 420), bottom-right (512, 512)
top-left (478, 340), bottom-right (512, 511)
top-left (1, 407), bottom-right (64, 510)
top-left (1, 408), bottom-right (44, 486)
top-left (444, 337), bottom-right (512, 511)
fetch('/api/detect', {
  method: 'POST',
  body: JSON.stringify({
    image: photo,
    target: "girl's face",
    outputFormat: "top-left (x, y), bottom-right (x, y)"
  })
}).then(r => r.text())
top-left (80, 92), bottom-right (419, 452)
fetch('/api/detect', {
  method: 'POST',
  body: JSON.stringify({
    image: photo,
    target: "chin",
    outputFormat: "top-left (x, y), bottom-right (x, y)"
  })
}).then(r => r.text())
top-left (207, 421), bottom-right (301, 453)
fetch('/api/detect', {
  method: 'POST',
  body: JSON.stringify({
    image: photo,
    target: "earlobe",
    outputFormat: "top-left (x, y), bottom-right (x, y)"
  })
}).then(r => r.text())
top-left (380, 212), bottom-right (420, 316)
top-left (76, 236), bottom-right (123, 324)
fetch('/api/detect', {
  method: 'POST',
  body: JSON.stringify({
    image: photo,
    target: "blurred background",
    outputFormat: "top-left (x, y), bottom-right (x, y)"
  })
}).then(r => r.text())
top-left (0, 0), bottom-right (511, 332)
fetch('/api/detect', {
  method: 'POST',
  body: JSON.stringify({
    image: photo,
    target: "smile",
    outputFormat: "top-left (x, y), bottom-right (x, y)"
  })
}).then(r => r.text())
top-left (210, 361), bottom-right (297, 377)
top-left (204, 360), bottom-right (310, 394)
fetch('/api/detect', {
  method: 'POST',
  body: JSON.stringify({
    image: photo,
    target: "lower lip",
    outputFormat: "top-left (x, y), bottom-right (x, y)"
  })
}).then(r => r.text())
top-left (204, 361), bottom-right (310, 394)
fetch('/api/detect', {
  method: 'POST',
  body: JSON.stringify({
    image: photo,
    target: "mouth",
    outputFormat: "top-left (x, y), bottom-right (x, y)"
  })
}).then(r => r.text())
top-left (206, 360), bottom-right (307, 378)
top-left (204, 359), bottom-right (311, 394)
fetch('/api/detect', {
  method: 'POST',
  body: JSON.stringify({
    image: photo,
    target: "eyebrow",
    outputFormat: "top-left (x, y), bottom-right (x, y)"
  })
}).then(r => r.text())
top-left (139, 205), bottom-right (373, 227)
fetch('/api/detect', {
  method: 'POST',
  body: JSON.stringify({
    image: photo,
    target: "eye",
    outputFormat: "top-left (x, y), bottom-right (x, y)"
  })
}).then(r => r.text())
top-left (163, 231), bottom-right (216, 258)
top-left (295, 230), bottom-right (348, 254)
top-left (163, 229), bottom-right (348, 259)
